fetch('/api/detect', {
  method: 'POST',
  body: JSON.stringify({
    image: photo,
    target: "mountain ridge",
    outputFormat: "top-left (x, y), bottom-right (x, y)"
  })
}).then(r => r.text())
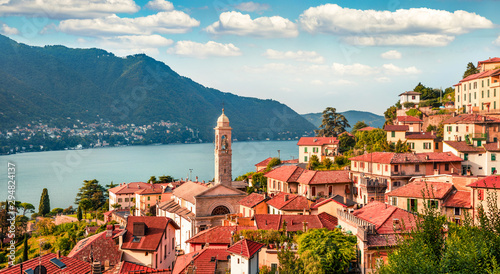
top-left (301, 110), bottom-right (385, 130)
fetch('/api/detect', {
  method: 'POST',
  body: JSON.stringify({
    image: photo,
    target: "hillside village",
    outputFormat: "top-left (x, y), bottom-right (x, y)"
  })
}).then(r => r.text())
top-left (3, 58), bottom-right (500, 273)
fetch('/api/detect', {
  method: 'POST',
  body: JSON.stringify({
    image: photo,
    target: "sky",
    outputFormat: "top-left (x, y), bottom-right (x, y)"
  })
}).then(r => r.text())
top-left (0, 0), bottom-right (499, 115)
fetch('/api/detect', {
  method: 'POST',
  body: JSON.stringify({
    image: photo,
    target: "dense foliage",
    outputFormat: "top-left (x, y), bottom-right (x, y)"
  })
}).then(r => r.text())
top-left (38, 188), bottom-right (50, 216)
top-left (315, 107), bottom-right (350, 137)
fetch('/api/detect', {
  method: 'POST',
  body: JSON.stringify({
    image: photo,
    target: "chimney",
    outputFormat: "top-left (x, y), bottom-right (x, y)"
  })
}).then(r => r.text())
top-left (195, 176), bottom-right (198, 182)
top-left (57, 250), bottom-right (61, 259)
top-left (393, 218), bottom-right (401, 230)
top-left (106, 225), bottom-right (113, 238)
top-left (92, 262), bottom-right (102, 274)
top-left (284, 194), bottom-right (289, 201)
top-left (425, 155), bottom-right (429, 160)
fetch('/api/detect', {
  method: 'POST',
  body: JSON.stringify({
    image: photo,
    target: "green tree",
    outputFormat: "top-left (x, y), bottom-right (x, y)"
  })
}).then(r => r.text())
top-left (76, 206), bottom-right (82, 221)
top-left (315, 107), bottom-right (350, 137)
top-left (351, 121), bottom-right (369, 135)
top-left (384, 106), bottom-right (397, 125)
top-left (278, 246), bottom-right (301, 273)
top-left (406, 109), bottom-right (422, 118)
top-left (266, 157), bottom-right (281, 171)
top-left (147, 176), bottom-right (157, 184)
top-left (23, 234), bottom-right (28, 262)
top-left (463, 62), bottom-right (479, 79)
top-left (307, 155), bottom-right (320, 170)
top-left (75, 179), bottom-right (107, 211)
top-left (297, 228), bottom-right (357, 274)
top-left (79, 198), bottom-right (92, 220)
top-left (38, 188), bottom-right (51, 216)
top-left (251, 172), bottom-right (267, 193)
top-left (106, 181), bottom-right (118, 189)
top-left (355, 128), bottom-right (388, 152)
top-left (322, 158), bottom-right (333, 169)
top-left (339, 133), bottom-right (356, 153)
top-left (19, 202), bottom-right (35, 216)
top-left (158, 175), bottom-right (174, 183)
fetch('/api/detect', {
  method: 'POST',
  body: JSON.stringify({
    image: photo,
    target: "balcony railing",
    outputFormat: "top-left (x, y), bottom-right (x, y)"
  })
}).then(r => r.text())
top-left (466, 133), bottom-right (488, 140)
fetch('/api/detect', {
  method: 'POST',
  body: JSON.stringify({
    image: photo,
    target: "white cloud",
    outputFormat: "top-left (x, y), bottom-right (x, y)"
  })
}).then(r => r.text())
top-left (311, 79), bottom-right (324, 86)
top-left (382, 63), bottom-right (421, 75)
top-left (332, 63), bottom-right (377, 76)
top-left (0, 0), bottom-right (139, 19)
top-left (299, 4), bottom-right (493, 46)
top-left (263, 49), bottom-right (324, 63)
top-left (381, 50), bottom-right (402, 59)
top-left (59, 11), bottom-right (200, 36)
top-left (243, 63), bottom-right (296, 73)
top-left (205, 11), bottom-right (298, 38)
top-left (167, 41), bottom-right (242, 58)
top-left (0, 23), bottom-right (19, 35)
top-left (493, 36), bottom-right (500, 46)
top-left (234, 2), bottom-right (270, 12)
top-left (375, 77), bottom-right (391, 83)
top-left (329, 79), bottom-right (354, 85)
top-left (145, 0), bottom-right (173, 11)
top-left (101, 35), bottom-right (173, 48)
top-left (343, 34), bottom-right (455, 47)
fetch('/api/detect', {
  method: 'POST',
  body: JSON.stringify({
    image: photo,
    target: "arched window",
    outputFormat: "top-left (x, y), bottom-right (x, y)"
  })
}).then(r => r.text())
top-left (211, 205), bottom-right (230, 216)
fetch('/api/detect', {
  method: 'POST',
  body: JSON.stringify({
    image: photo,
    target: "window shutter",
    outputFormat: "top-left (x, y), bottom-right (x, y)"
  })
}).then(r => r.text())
top-left (407, 199), bottom-right (410, 211)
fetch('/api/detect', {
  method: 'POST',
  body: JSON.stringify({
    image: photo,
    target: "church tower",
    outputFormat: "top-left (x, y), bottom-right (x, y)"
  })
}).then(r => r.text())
top-left (214, 109), bottom-right (232, 186)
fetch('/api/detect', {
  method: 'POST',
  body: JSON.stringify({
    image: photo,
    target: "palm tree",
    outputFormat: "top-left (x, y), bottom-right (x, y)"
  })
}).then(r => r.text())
top-left (315, 107), bottom-right (350, 137)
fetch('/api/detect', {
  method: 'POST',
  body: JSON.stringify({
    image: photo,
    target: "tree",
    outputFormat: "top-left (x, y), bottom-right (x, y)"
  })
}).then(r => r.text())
top-left (38, 188), bottom-right (51, 216)
top-left (463, 62), bottom-right (479, 79)
top-left (384, 106), bottom-right (397, 125)
top-left (105, 181), bottom-right (118, 189)
top-left (266, 157), bottom-right (281, 171)
top-left (23, 234), bottom-right (29, 262)
top-left (147, 176), bottom-right (157, 184)
top-left (158, 175), bottom-right (174, 183)
top-left (35, 218), bottom-right (55, 236)
top-left (297, 228), bottom-right (357, 274)
top-left (322, 158), bottom-right (333, 169)
top-left (76, 206), bottom-right (82, 221)
top-left (307, 155), bottom-right (320, 170)
top-left (19, 202), bottom-right (35, 216)
top-left (315, 107), bottom-right (350, 137)
top-left (351, 121), bottom-right (369, 135)
top-left (75, 179), bottom-right (107, 212)
top-left (278, 245), bottom-right (301, 273)
top-left (111, 203), bottom-right (121, 210)
top-left (79, 198), bottom-right (92, 220)
top-left (339, 133), bottom-right (356, 153)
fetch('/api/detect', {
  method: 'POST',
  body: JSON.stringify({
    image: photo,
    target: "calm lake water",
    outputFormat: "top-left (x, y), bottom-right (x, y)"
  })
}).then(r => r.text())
top-left (0, 140), bottom-right (298, 210)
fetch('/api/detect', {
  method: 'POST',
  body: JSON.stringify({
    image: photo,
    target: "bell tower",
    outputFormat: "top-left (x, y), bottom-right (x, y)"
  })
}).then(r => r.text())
top-left (214, 109), bottom-right (232, 186)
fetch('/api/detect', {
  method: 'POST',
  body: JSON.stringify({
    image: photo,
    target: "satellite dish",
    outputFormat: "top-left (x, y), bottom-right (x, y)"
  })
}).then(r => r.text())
top-left (34, 265), bottom-right (47, 274)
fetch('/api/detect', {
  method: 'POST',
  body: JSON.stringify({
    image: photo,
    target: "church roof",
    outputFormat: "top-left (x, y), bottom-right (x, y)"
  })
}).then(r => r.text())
top-left (172, 181), bottom-right (208, 204)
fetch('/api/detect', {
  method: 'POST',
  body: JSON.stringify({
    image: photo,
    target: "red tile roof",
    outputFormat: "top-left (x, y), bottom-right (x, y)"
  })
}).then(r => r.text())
top-left (68, 229), bottom-right (123, 265)
top-left (109, 182), bottom-right (151, 195)
top-left (357, 126), bottom-right (377, 131)
top-left (265, 165), bottom-right (304, 183)
top-left (478, 57), bottom-right (500, 66)
top-left (384, 125), bottom-right (409, 131)
top-left (186, 226), bottom-right (256, 245)
top-left (297, 170), bottom-right (351, 185)
top-left (352, 201), bottom-right (416, 234)
top-left (458, 68), bottom-right (500, 83)
top-left (119, 261), bottom-right (171, 273)
top-left (135, 184), bottom-right (167, 195)
top-left (254, 213), bottom-right (337, 231)
top-left (339, 132), bottom-right (354, 137)
top-left (467, 175), bottom-right (500, 189)
top-left (311, 195), bottom-right (356, 209)
top-left (267, 192), bottom-right (310, 211)
top-left (399, 91), bottom-right (421, 96)
top-left (442, 191), bottom-right (472, 208)
top-left (397, 116), bottom-right (423, 122)
top-left (484, 142), bottom-right (500, 152)
top-left (444, 141), bottom-right (485, 152)
top-left (227, 239), bottom-right (265, 259)
top-left (442, 114), bottom-right (500, 124)
top-left (255, 157), bottom-right (272, 167)
top-left (405, 132), bottom-right (437, 140)
top-left (0, 253), bottom-right (91, 274)
top-left (297, 137), bottom-right (338, 146)
top-left (386, 181), bottom-right (454, 199)
top-left (122, 216), bottom-right (179, 251)
top-left (238, 193), bottom-right (268, 208)
top-left (350, 152), bottom-right (462, 164)
top-left (173, 248), bottom-right (230, 274)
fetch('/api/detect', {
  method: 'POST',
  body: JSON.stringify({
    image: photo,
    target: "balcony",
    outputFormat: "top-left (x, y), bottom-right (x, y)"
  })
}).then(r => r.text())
top-left (466, 133), bottom-right (488, 140)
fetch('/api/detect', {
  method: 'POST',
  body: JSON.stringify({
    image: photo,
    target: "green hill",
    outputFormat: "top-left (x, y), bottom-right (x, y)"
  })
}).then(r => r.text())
top-left (302, 110), bottom-right (385, 130)
top-left (0, 35), bottom-right (315, 141)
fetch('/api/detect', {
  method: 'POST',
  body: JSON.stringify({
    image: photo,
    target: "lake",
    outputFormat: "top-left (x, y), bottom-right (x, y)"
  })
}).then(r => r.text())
top-left (0, 140), bottom-right (298, 210)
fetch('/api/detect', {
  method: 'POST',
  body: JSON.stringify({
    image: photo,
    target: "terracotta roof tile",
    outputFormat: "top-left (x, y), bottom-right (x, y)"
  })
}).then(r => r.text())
top-left (119, 261), bottom-right (171, 273)
top-left (122, 216), bottom-right (179, 251)
top-left (254, 213), bottom-right (337, 231)
top-left (255, 157), bottom-right (272, 167)
top-left (267, 192), bottom-right (310, 211)
top-left (442, 114), bottom-right (500, 124)
top-left (0, 253), bottom-right (91, 274)
top-left (386, 180), bottom-right (454, 199)
top-left (297, 170), bottom-right (351, 185)
top-left (444, 141), bottom-right (485, 152)
top-left (312, 195), bottom-right (356, 209)
top-left (265, 165), bottom-right (304, 183)
top-left (415, 152), bottom-right (463, 162)
top-left (367, 234), bottom-right (399, 247)
top-left (397, 116), bottom-right (423, 122)
top-left (467, 175), bottom-right (500, 189)
top-left (238, 193), bottom-right (268, 208)
top-left (399, 91), bottom-right (420, 96)
top-left (442, 191), bottom-right (472, 208)
top-left (384, 125), bottom-right (409, 131)
top-left (227, 239), bottom-right (265, 259)
top-left (478, 57), bottom-right (500, 66)
top-left (68, 229), bottom-right (122, 265)
top-left (357, 126), bottom-right (377, 131)
top-left (350, 152), bottom-right (462, 164)
top-left (458, 68), bottom-right (500, 83)
top-left (484, 142), bottom-right (500, 152)
top-left (352, 201), bottom-right (416, 234)
top-left (186, 226), bottom-right (256, 245)
top-left (109, 182), bottom-right (151, 195)
top-left (173, 248), bottom-right (230, 274)
top-left (405, 132), bottom-right (437, 140)
top-left (172, 181), bottom-right (208, 204)
top-left (297, 137), bottom-right (339, 146)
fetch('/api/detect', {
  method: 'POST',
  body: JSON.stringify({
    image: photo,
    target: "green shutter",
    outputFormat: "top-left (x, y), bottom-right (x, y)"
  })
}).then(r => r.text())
top-left (492, 154), bottom-right (496, 161)
top-left (407, 199), bottom-right (410, 211)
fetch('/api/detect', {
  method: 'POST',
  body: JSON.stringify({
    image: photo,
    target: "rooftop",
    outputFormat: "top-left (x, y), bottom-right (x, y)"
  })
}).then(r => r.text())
top-left (173, 248), bottom-right (230, 274)
top-left (399, 91), bottom-right (421, 96)
top-left (352, 201), bottom-right (416, 234)
top-left (350, 152), bottom-right (462, 164)
top-left (227, 239), bottom-right (265, 259)
top-left (172, 181), bottom-right (208, 204)
top-left (238, 193), bottom-right (268, 208)
top-left (254, 213), bottom-right (337, 231)
top-left (442, 114), bottom-right (500, 125)
top-left (384, 125), bottom-right (409, 131)
top-left (297, 170), bottom-right (351, 185)
top-left (267, 192), bottom-right (310, 211)
top-left (109, 182), bottom-right (152, 195)
top-left (405, 132), bottom-right (437, 140)
top-left (467, 175), bottom-right (500, 189)
top-left (357, 126), bottom-right (377, 131)
top-left (386, 180), bottom-right (454, 199)
top-left (186, 225), bottom-right (256, 245)
top-left (442, 190), bottom-right (472, 208)
top-left (297, 137), bottom-right (338, 146)
top-left (121, 216), bottom-right (179, 252)
top-left (312, 195), bottom-right (356, 209)
top-left (68, 226), bottom-right (122, 265)
top-left (0, 253), bottom-right (90, 274)
top-left (265, 165), bottom-right (304, 183)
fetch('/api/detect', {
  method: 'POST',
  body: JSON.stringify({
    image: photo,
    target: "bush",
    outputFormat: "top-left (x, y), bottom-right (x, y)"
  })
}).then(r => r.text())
top-left (406, 109), bottom-right (422, 118)
top-left (403, 102), bottom-right (415, 108)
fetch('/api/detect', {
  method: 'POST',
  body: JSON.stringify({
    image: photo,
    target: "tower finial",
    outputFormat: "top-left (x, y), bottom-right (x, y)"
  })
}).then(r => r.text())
top-left (222, 101), bottom-right (225, 113)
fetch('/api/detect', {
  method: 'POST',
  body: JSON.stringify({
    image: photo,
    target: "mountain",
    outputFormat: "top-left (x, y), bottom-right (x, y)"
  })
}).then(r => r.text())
top-left (0, 35), bottom-right (315, 141)
top-left (302, 110), bottom-right (385, 130)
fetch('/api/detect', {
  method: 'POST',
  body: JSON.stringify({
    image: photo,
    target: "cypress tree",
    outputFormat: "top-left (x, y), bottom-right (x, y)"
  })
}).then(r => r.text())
top-left (23, 234), bottom-right (28, 261)
top-left (77, 206), bottom-right (82, 221)
top-left (38, 188), bottom-right (50, 216)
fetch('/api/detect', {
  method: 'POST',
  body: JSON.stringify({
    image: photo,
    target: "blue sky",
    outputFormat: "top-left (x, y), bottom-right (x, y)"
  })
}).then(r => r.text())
top-left (1, 0), bottom-right (499, 115)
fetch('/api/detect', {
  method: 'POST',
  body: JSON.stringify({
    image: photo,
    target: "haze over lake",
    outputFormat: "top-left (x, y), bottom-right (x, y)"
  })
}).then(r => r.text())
top-left (0, 141), bottom-right (297, 210)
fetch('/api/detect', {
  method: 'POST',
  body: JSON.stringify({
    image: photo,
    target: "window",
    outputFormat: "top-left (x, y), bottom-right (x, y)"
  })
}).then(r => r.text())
top-left (311, 186), bottom-right (316, 197)
top-left (488, 79), bottom-right (490, 86)
top-left (488, 90), bottom-right (490, 98)
top-left (454, 207), bottom-right (461, 216)
top-left (433, 162), bottom-right (438, 170)
top-left (378, 164), bottom-right (380, 170)
top-left (475, 92), bottom-right (476, 100)
top-left (428, 200), bottom-right (438, 209)
top-left (354, 162), bottom-right (357, 167)
top-left (415, 164), bottom-right (420, 172)
top-left (478, 189), bottom-right (484, 200)
top-left (464, 153), bottom-right (468, 161)
top-left (456, 126), bottom-right (459, 132)
top-left (159, 195), bottom-right (161, 200)
top-left (391, 131), bottom-right (395, 137)
top-left (492, 154), bottom-right (496, 161)
top-left (464, 84), bottom-right (467, 91)
top-left (125, 198), bottom-right (129, 202)
top-left (391, 197), bottom-right (398, 206)
top-left (408, 142), bottom-right (415, 149)
top-left (394, 165), bottom-right (399, 172)
top-left (492, 167), bottom-right (497, 175)
top-left (385, 165), bottom-right (388, 172)
top-left (118, 198), bottom-right (122, 202)
top-left (445, 163), bottom-right (449, 171)
top-left (482, 80), bottom-right (484, 87)
top-left (408, 198), bottom-right (418, 212)
top-left (412, 95), bottom-right (415, 99)
top-left (435, 142), bottom-right (439, 150)
top-left (148, 196), bottom-right (150, 201)
top-left (482, 90), bottom-right (484, 98)
top-left (304, 156), bottom-right (308, 162)
top-left (304, 147), bottom-right (307, 153)
top-left (495, 89), bottom-right (497, 97)
top-left (393, 181), bottom-right (401, 187)
top-left (424, 142), bottom-right (431, 150)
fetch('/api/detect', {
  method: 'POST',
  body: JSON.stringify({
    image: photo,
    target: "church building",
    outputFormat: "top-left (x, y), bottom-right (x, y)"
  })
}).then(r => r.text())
top-left (156, 110), bottom-right (247, 253)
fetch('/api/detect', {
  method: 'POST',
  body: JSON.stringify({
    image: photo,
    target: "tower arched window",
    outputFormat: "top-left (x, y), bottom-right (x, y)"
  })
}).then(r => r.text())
top-left (211, 205), bottom-right (230, 216)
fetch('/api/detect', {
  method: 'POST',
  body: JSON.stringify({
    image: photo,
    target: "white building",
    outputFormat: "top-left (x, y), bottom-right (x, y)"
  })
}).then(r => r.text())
top-left (443, 141), bottom-right (500, 175)
top-left (399, 91), bottom-right (421, 108)
top-left (227, 239), bottom-right (265, 274)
